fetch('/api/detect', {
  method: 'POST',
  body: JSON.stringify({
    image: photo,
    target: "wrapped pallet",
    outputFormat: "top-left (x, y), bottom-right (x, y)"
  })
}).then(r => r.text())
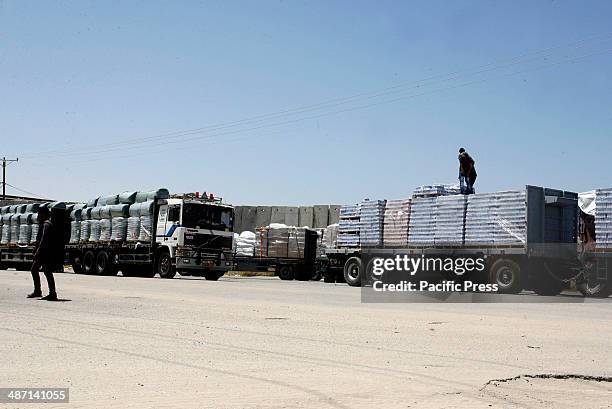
top-left (593, 188), bottom-right (612, 249)
top-left (69, 208), bottom-right (83, 244)
top-left (338, 204), bottom-right (360, 249)
top-left (17, 213), bottom-right (33, 245)
top-left (434, 195), bottom-right (467, 246)
top-left (29, 213), bottom-right (39, 245)
top-left (1, 214), bottom-right (11, 244)
top-left (110, 204), bottom-right (130, 241)
top-left (138, 201), bottom-right (155, 242)
top-left (359, 199), bottom-right (386, 247)
top-left (99, 206), bottom-right (113, 241)
top-left (97, 194), bottom-right (119, 206)
top-left (9, 213), bottom-right (20, 244)
top-left (135, 188), bottom-right (169, 203)
top-left (79, 208), bottom-right (92, 243)
top-left (383, 199), bottom-right (411, 247)
top-left (118, 191), bottom-right (138, 204)
top-left (408, 197), bottom-right (437, 246)
top-left (126, 202), bottom-right (141, 242)
top-left (322, 223), bottom-right (338, 250)
top-left (234, 230), bottom-right (256, 256)
top-left (255, 224), bottom-right (310, 259)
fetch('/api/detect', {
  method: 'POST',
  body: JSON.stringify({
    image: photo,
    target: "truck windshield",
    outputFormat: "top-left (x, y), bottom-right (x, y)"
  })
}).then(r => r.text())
top-left (182, 203), bottom-right (233, 230)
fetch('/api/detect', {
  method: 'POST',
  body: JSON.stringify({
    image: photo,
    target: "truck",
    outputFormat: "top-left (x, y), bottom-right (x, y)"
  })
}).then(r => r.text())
top-left (321, 185), bottom-right (586, 296)
top-left (0, 190), bottom-right (235, 281)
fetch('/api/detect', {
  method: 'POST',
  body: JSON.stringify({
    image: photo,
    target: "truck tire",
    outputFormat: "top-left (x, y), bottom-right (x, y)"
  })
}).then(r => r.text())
top-left (156, 251), bottom-right (176, 279)
top-left (204, 271), bottom-right (224, 281)
top-left (531, 261), bottom-right (564, 296)
top-left (489, 258), bottom-right (522, 294)
top-left (577, 280), bottom-right (612, 298)
top-left (83, 250), bottom-right (96, 275)
top-left (96, 251), bottom-right (117, 276)
top-left (277, 265), bottom-right (295, 280)
top-left (343, 257), bottom-right (362, 287)
top-left (71, 254), bottom-right (84, 274)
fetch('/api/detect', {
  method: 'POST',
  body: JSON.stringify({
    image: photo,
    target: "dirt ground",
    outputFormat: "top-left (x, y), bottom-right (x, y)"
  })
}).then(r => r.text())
top-left (1, 270), bottom-right (610, 408)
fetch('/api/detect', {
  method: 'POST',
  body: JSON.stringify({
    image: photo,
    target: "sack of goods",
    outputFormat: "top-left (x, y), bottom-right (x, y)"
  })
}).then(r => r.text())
top-left (109, 204), bottom-right (130, 242)
top-left (17, 213), bottom-right (33, 245)
top-left (0, 214), bottom-right (11, 244)
top-left (98, 206), bottom-right (113, 242)
top-left (383, 199), bottom-right (411, 247)
top-left (255, 224), bottom-right (309, 258)
top-left (138, 201), bottom-right (155, 242)
top-left (322, 223), bottom-right (338, 250)
top-left (434, 195), bottom-right (467, 246)
top-left (594, 188), bottom-right (612, 249)
top-left (10, 214), bottom-right (20, 244)
top-left (70, 208), bottom-right (83, 244)
top-left (29, 213), bottom-right (39, 245)
top-left (465, 190), bottom-right (527, 246)
top-left (359, 199), bottom-right (386, 247)
top-left (234, 231), bottom-right (256, 256)
top-left (408, 197), bottom-right (437, 246)
top-left (413, 184), bottom-right (460, 198)
top-left (79, 208), bottom-right (92, 243)
top-left (338, 204), bottom-right (360, 249)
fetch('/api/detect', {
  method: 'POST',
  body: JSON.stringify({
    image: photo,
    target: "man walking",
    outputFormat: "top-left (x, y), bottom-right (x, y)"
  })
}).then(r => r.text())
top-left (458, 148), bottom-right (477, 194)
top-left (27, 206), bottom-right (64, 301)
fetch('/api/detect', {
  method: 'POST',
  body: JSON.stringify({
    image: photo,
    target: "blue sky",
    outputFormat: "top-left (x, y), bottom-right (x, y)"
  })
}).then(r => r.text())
top-left (1, 0), bottom-right (611, 205)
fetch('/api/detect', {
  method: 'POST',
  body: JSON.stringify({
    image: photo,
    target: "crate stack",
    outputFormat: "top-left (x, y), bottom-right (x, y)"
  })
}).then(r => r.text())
top-left (434, 195), bottom-right (467, 246)
top-left (594, 188), bottom-right (612, 249)
top-left (359, 199), bottom-right (386, 247)
top-left (413, 184), bottom-right (460, 198)
top-left (322, 223), bottom-right (338, 250)
top-left (255, 225), bottom-right (309, 258)
top-left (465, 190), bottom-right (527, 246)
top-left (407, 197), bottom-right (437, 246)
top-left (337, 204), bottom-right (360, 249)
top-left (383, 199), bottom-right (411, 247)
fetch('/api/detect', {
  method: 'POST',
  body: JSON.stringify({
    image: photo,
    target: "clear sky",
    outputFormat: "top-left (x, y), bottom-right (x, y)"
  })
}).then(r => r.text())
top-left (1, 0), bottom-right (611, 205)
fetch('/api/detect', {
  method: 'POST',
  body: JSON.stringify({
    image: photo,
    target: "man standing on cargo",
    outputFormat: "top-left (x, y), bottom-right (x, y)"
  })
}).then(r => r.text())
top-left (458, 148), bottom-right (477, 194)
top-left (27, 207), bottom-right (61, 301)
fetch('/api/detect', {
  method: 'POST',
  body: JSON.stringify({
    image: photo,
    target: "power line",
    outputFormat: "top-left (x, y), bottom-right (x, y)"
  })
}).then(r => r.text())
top-left (4, 183), bottom-right (44, 199)
top-left (23, 31), bottom-right (612, 159)
top-left (1, 157), bottom-right (19, 200)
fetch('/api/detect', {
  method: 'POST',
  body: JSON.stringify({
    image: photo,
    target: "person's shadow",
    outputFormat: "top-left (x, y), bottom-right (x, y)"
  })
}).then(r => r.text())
top-left (38, 298), bottom-right (72, 302)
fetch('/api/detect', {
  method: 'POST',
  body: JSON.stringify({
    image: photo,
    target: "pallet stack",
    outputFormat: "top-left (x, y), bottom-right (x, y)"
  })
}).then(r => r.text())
top-left (337, 204), bottom-right (360, 249)
top-left (359, 199), bottom-right (386, 247)
top-left (434, 195), bottom-right (467, 246)
top-left (413, 184), bottom-right (460, 198)
top-left (407, 197), bottom-right (437, 246)
top-left (383, 199), bottom-right (411, 247)
top-left (595, 188), bottom-right (612, 249)
top-left (465, 190), bottom-right (527, 246)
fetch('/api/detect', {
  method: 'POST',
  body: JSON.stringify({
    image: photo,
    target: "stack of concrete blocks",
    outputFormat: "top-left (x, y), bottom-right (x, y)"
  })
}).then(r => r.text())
top-left (359, 199), bottom-right (386, 247)
top-left (594, 188), bottom-right (612, 249)
top-left (337, 204), bottom-right (360, 248)
top-left (233, 205), bottom-right (341, 233)
top-left (407, 197), bottom-right (437, 246)
top-left (255, 225), bottom-right (309, 259)
top-left (465, 190), bottom-right (527, 246)
top-left (383, 199), bottom-right (411, 247)
top-left (434, 195), bottom-right (467, 246)
top-left (413, 184), bottom-right (460, 198)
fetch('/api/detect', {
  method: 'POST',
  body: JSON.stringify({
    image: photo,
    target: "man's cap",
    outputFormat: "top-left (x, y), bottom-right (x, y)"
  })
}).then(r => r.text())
top-left (459, 148), bottom-right (465, 153)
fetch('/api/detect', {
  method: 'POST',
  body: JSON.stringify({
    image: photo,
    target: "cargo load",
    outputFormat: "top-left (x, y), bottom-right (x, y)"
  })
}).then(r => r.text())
top-left (383, 199), bottom-right (411, 247)
top-left (337, 204), bottom-right (360, 248)
top-left (359, 199), bottom-right (386, 247)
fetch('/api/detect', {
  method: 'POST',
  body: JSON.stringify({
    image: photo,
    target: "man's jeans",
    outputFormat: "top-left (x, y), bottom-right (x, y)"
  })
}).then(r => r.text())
top-left (459, 173), bottom-right (474, 194)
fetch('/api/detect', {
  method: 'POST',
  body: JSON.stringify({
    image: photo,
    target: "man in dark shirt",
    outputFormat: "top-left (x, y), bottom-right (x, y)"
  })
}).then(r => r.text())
top-left (458, 148), bottom-right (477, 194)
top-left (27, 206), bottom-right (62, 301)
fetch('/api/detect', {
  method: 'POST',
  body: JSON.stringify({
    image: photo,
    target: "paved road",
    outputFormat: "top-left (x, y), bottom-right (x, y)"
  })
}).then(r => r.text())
top-left (1, 270), bottom-right (610, 408)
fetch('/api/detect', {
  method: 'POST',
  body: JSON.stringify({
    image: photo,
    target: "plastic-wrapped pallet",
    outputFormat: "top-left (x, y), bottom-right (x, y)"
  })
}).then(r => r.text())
top-left (359, 199), bottom-right (386, 247)
top-left (434, 195), bottom-right (467, 246)
top-left (413, 184), bottom-right (461, 198)
top-left (408, 197), bottom-right (437, 246)
top-left (109, 204), bottom-right (130, 242)
top-left (17, 213), bottom-right (33, 245)
top-left (99, 206), bottom-right (112, 242)
top-left (29, 213), bottom-right (39, 244)
top-left (383, 199), bottom-right (411, 247)
top-left (594, 188), bottom-right (612, 249)
top-left (465, 190), bottom-right (527, 246)
top-left (235, 231), bottom-right (256, 256)
top-left (89, 221), bottom-right (101, 242)
top-left (69, 208), bottom-right (83, 244)
top-left (135, 188), bottom-right (169, 203)
top-left (322, 223), bottom-right (339, 250)
top-left (9, 214), bottom-right (20, 244)
top-left (138, 201), bottom-right (155, 242)
top-left (127, 202), bottom-right (141, 242)
top-left (255, 224), bottom-right (309, 258)
top-left (1, 214), bottom-right (11, 244)
top-left (80, 208), bottom-right (92, 243)
top-left (338, 204), bottom-right (360, 249)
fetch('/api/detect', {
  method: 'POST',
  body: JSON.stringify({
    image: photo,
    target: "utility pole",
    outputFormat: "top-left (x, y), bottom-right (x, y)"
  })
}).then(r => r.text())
top-left (2, 157), bottom-right (19, 200)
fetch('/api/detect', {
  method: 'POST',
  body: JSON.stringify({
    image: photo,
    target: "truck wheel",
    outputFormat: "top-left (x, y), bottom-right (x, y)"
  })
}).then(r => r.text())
top-left (577, 280), bottom-right (612, 298)
top-left (83, 250), bottom-right (96, 275)
top-left (489, 258), bottom-right (522, 294)
top-left (278, 265), bottom-right (295, 280)
top-left (531, 262), bottom-right (564, 296)
top-left (156, 251), bottom-right (176, 279)
top-left (96, 251), bottom-right (117, 276)
top-left (343, 257), bottom-right (362, 287)
top-left (71, 254), bottom-right (84, 274)
top-left (204, 271), bottom-right (224, 281)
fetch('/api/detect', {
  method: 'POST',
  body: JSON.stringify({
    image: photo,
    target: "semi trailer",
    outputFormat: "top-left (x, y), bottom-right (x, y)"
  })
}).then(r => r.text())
top-left (0, 190), bottom-right (235, 280)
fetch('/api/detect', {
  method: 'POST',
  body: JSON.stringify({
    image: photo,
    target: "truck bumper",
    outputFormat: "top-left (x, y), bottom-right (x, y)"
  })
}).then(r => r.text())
top-left (176, 256), bottom-right (231, 272)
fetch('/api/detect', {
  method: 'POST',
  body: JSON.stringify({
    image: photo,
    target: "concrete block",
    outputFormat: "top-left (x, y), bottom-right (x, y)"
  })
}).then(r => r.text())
top-left (285, 206), bottom-right (299, 226)
top-left (313, 205), bottom-right (330, 228)
top-left (270, 206), bottom-right (287, 224)
top-left (298, 206), bottom-right (314, 228)
top-left (241, 206), bottom-right (258, 232)
top-left (329, 205), bottom-right (341, 225)
top-left (233, 206), bottom-right (244, 233)
top-left (255, 206), bottom-right (271, 229)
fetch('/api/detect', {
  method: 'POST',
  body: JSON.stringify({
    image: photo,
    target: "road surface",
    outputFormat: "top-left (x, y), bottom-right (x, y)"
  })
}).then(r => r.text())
top-left (1, 270), bottom-right (610, 408)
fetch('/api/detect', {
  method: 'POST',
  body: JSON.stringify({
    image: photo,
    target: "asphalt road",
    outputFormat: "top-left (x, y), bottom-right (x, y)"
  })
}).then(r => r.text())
top-left (1, 270), bottom-right (610, 408)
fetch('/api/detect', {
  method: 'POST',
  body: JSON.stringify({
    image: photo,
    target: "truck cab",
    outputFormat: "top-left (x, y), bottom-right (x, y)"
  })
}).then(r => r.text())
top-left (155, 196), bottom-right (234, 280)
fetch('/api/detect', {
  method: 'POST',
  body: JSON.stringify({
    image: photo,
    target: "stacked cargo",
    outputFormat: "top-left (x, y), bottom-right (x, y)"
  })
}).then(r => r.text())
top-left (234, 231), bottom-right (256, 256)
top-left (80, 208), bottom-right (92, 243)
top-left (434, 195), bottom-right (467, 246)
top-left (17, 213), bottom-right (33, 245)
top-left (413, 184), bottom-right (460, 198)
top-left (29, 213), bottom-right (39, 244)
top-left (70, 208), bottom-right (83, 244)
top-left (322, 223), bottom-right (338, 250)
top-left (594, 188), bottom-right (612, 249)
top-left (359, 199), bottom-right (386, 247)
top-left (255, 224), bottom-right (309, 258)
top-left (0, 214), bottom-right (10, 244)
top-left (407, 197), bottom-right (437, 246)
top-left (9, 212), bottom-right (20, 244)
top-left (337, 204), bottom-right (360, 249)
top-left (383, 199), bottom-right (411, 247)
top-left (109, 204), bottom-right (130, 241)
top-left (465, 190), bottom-right (527, 246)
top-left (138, 201), bottom-right (155, 242)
